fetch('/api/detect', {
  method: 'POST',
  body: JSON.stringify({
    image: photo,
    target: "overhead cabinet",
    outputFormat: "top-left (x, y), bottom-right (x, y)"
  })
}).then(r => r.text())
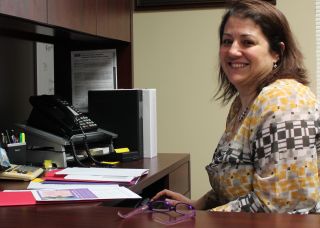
top-left (0, 0), bottom-right (133, 130)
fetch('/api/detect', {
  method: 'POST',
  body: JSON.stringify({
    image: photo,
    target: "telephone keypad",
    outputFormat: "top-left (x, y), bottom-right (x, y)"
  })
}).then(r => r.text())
top-left (77, 116), bottom-right (98, 132)
top-left (57, 98), bottom-right (98, 133)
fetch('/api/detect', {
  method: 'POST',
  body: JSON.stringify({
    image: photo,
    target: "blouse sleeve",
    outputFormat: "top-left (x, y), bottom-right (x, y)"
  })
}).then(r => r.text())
top-left (210, 81), bottom-right (320, 213)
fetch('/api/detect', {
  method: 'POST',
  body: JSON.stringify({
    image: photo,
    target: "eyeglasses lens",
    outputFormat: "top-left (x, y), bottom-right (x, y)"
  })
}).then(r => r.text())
top-left (175, 203), bottom-right (194, 215)
top-left (149, 201), bottom-right (170, 212)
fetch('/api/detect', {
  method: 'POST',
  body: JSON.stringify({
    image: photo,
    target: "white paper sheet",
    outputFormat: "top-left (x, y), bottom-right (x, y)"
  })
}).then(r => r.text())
top-left (63, 174), bottom-right (135, 182)
top-left (27, 181), bottom-right (119, 190)
top-left (71, 49), bottom-right (117, 112)
top-left (56, 167), bottom-right (149, 177)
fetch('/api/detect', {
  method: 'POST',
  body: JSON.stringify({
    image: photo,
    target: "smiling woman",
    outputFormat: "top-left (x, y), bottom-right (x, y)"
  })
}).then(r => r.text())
top-left (135, 0), bottom-right (276, 10)
top-left (150, 0), bottom-right (320, 214)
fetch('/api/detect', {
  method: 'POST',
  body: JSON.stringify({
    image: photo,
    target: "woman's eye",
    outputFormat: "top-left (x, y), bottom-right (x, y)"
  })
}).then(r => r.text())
top-left (222, 39), bottom-right (233, 45)
top-left (243, 40), bottom-right (255, 46)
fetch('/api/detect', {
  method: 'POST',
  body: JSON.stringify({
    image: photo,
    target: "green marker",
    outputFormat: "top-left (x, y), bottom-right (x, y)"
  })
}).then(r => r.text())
top-left (19, 133), bottom-right (25, 143)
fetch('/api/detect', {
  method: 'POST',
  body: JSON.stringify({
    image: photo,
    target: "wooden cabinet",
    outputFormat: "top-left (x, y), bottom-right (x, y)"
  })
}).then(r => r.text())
top-left (47, 0), bottom-right (132, 40)
top-left (47, 0), bottom-right (96, 35)
top-left (0, 0), bottom-right (47, 23)
top-left (0, 0), bottom-right (133, 129)
top-left (0, 0), bottom-right (133, 40)
top-left (97, 0), bottom-right (132, 42)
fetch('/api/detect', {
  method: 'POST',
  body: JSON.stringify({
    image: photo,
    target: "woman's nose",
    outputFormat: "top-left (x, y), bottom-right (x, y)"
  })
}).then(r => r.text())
top-left (228, 42), bottom-right (242, 56)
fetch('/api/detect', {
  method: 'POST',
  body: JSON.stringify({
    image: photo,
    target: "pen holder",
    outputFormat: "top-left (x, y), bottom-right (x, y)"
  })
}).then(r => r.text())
top-left (6, 142), bottom-right (26, 165)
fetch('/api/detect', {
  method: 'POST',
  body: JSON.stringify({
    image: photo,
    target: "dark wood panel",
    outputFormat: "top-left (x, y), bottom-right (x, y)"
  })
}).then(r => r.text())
top-left (97, 0), bottom-right (132, 42)
top-left (117, 44), bottom-right (133, 88)
top-left (0, 37), bottom-right (35, 132)
top-left (47, 0), bottom-right (96, 35)
top-left (0, 203), bottom-right (319, 228)
top-left (169, 162), bottom-right (190, 196)
top-left (0, 0), bottom-right (47, 23)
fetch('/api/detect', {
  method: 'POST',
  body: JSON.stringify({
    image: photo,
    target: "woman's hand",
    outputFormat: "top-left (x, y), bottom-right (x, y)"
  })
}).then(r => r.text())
top-left (151, 189), bottom-right (196, 208)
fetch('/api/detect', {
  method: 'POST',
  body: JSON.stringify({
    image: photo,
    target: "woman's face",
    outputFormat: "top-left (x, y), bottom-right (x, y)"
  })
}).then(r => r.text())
top-left (219, 16), bottom-right (279, 92)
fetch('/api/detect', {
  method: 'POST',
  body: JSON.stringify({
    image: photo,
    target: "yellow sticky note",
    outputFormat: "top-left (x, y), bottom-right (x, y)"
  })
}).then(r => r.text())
top-left (32, 178), bottom-right (44, 183)
top-left (114, 148), bottom-right (130, 153)
top-left (101, 161), bottom-right (119, 165)
top-left (43, 160), bottom-right (53, 169)
top-left (114, 147), bottom-right (130, 153)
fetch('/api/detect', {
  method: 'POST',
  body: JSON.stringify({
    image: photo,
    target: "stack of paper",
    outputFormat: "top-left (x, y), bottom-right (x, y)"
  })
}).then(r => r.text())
top-left (42, 167), bottom-right (149, 185)
top-left (0, 167), bottom-right (149, 207)
top-left (27, 180), bottom-right (118, 190)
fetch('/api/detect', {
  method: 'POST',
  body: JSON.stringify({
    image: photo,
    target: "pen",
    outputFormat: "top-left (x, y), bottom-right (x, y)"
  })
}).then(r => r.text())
top-left (7, 130), bottom-right (17, 143)
top-left (5, 130), bottom-right (11, 144)
top-left (0, 133), bottom-right (4, 147)
top-left (11, 130), bottom-right (18, 143)
top-left (2, 133), bottom-right (8, 146)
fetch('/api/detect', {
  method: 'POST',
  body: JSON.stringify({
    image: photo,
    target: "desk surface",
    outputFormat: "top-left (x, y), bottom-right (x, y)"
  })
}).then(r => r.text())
top-left (0, 153), bottom-right (190, 194)
top-left (0, 153), bottom-right (319, 227)
top-left (0, 204), bottom-right (319, 228)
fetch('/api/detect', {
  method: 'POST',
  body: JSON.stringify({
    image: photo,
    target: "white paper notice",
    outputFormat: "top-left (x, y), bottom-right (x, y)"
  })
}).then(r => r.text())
top-left (71, 49), bottom-right (117, 112)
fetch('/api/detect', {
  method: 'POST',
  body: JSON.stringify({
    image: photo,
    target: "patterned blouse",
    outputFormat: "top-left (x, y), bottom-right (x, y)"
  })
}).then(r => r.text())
top-left (205, 79), bottom-right (320, 213)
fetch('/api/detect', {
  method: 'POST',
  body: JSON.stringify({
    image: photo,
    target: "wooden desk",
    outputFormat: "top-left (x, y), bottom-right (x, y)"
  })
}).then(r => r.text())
top-left (0, 153), bottom-right (319, 227)
top-left (0, 204), bottom-right (319, 228)
top-left (0, 153), bottom-right (190, 198)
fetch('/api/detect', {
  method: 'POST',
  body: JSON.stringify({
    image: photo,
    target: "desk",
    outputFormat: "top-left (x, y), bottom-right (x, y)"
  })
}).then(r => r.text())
top-left (0, 153), bottom-right (190, 198)
top-left (0, 153), bottom-right (319, 227)
top-left (0, 204), bottom-right (320, 228)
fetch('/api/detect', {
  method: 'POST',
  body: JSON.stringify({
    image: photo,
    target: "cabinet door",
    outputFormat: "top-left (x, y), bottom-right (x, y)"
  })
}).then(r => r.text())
top-left (47, 0), bottom-right (96, 35)
top-left (97, 0), bottom-right (132, 42)
top-left (0, 0), bottom-right (46, 23)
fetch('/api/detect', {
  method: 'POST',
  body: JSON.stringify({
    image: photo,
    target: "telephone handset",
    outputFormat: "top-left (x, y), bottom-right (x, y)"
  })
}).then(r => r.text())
top-left (27, 95), bottom-right (98, 138)
top-left (27, 95), bottom-right (118, 167)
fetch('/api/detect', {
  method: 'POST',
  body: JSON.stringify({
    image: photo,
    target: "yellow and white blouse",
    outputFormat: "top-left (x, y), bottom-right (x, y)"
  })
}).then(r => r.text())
top-left (205, 79), bottom-right (320, 213)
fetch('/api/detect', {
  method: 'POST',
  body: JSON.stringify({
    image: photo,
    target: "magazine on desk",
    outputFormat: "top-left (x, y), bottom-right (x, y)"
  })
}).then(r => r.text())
top-left (32, 186), bottom-right (141, 203)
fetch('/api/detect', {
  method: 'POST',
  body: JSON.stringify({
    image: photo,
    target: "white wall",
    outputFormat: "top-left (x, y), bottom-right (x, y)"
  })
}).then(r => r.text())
top-left (133, 0), bottom-right (316, 199)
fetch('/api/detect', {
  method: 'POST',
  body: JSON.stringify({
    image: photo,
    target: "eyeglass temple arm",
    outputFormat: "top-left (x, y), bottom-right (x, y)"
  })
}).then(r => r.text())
top-left (117, 205), bottom-right (149, 219)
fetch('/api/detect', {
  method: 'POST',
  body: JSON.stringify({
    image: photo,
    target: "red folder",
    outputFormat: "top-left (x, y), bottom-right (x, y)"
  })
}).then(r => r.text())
top-left (42, 169), bottom-right (65, 180)
top-left (0, 191), bottom-right (36, 206)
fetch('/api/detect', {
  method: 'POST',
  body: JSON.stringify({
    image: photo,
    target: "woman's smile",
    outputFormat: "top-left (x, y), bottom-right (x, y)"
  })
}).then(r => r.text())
top-left (228, 62), bottom-right (249, 69)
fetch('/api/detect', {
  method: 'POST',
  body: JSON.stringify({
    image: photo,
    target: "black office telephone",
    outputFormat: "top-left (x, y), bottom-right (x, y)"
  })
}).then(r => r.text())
top-left (27, 95), bottom-right (118, 167)
top-left (27, 95), bottom-right (98, 138)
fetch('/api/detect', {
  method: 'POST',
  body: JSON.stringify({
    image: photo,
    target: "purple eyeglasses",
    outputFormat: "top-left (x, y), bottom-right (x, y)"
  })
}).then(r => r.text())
top-left (118, 200), bottom-right (196, 225)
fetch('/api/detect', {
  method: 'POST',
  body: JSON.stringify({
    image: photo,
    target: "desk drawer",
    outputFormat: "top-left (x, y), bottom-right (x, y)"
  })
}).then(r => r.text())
top-left (169, 162), bottom-right (190, 196)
